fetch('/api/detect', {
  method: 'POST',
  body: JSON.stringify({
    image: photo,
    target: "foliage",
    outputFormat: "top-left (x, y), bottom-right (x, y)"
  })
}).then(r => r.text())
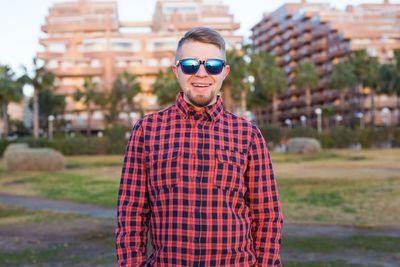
top-left (224, 49), bottom-right (248, 101)
top-left (328, 126), bottom-right (359, 148)
top-left (153, 68), bottom-right (180, 107)
top-left (103, 124), bottom-right (130, 154)
top-left (19, 58), bottom-right (55, 138)
top-left (358, 127), bottom-right (393, 148)
top-left (292, 61), bottom-right (319, 90)
top-left (0, 64), bottom-right (24, 138)
top-left (102, 71), bottom-right (141, 124)
top-left (258, 125), bottom-right (283, 148)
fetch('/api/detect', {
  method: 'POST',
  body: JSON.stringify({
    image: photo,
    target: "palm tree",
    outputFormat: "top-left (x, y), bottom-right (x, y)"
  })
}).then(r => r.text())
top-left (0, 65), bottom-right (24, 138)
top-left (379, 62), bottom-right (400, 126)
top-left (248, 51), bottom-right (286, 125)
top-left (223, 49), bottom-right (248, 114)
top-left (329, 60), bottom-right (357, 120)
top-left (293, 61), bottom-right (319, 127)
top-left (153, 68), bottom-right (180, 107)
top-left (74, 77), bottom-right (102, 136)
top-left (20, 58), bottom-right (54, 137)
top-left (105, 71), bottom-right (141, 124)
top-left (362, 56), bottom-right (381, 128)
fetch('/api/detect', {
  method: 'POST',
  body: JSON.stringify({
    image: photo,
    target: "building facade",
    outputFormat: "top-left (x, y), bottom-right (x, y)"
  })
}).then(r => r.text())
top-left (251, 0), bottom-right (400, 128)
top-left (38, 0), bottom-right (242, 132)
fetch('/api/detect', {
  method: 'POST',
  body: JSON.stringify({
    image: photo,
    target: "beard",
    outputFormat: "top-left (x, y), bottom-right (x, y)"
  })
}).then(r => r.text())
top-left (185, 90), bottom-right (217, 108)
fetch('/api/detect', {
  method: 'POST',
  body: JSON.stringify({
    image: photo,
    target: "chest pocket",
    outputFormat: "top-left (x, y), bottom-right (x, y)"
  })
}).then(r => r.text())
top-left (214, 149), bottom-right (247, 194)
top-left (146, 148), bottom-right (181, 191)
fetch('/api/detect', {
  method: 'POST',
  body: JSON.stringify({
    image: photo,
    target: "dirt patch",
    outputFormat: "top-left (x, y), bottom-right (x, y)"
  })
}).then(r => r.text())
top-left (0, 218), bottom-right (117, 266)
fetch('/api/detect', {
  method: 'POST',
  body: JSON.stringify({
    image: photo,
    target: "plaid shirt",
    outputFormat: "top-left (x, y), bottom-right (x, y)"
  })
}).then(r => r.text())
top-left (116, 92), bottom-right (283, 266)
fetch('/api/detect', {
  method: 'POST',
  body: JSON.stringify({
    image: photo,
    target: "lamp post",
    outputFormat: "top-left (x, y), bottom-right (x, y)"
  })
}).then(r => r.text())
top-left (356, 112), bottom-right (364, 129)
top-left (284, 119), bottom-right (292, 128)
top-left (48, 115), bottom-right (55, 139)
top-left (315, 108), bottom-right (322, 133)
top-left (381, 107), bottom-right (391, 126)
top-left (335, 115), bottom-right (343, 126)
top-left (300, 115), bottom-right (306, 128)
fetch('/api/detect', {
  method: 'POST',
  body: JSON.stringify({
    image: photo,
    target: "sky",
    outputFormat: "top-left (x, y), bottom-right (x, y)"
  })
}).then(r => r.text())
top-left (1, 0), bottom-right (399, 82)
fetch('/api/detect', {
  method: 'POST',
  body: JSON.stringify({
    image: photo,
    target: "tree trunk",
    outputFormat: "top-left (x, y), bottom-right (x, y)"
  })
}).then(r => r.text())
top-left (1, 103), bottom-right (8, 139)
top-left (272, 92), bottom-right (278, 125)
top-left (240, 89), bottom-right (246, 119)
top-left (340, 89), bottom-right (345, 121)
top-left (370, 88), bottom-right (375, 128)
top-left (305, 86), bottom-right (312, 127)
top-left (86, 104), bottom-right (92, 137)
top-left (33, 88), bottom-right (39, 138)
top-left (397, 92), bottom-right (400, 127)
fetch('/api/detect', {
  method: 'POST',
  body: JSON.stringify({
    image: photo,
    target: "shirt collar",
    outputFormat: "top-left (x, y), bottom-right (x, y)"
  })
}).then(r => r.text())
top-left (175, 91), bottom-right (223, 122)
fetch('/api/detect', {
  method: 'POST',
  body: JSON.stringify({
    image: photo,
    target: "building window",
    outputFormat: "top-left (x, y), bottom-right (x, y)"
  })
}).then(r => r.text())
top-left (48, 43), bottom-right (66, 53)
top-left (83, 39), bottom-right (107, 52)
top-left (91, 59), bottom-right (101, 68)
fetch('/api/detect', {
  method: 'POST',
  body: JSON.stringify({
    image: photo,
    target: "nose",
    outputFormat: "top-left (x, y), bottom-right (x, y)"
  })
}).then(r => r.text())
top-left (196, 63), bottom-right (208, 77)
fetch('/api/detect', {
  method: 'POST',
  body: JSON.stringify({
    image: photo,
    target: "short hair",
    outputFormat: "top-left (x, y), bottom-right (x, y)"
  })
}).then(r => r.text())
top-left (175, 27), bottom-right (226, 62)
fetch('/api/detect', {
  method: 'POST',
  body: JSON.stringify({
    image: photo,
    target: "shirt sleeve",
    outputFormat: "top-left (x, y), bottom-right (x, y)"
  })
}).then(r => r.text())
top-left (244, 126), bottom-right (283, 266)
top-left (116, 121), bottom-right (150, 266)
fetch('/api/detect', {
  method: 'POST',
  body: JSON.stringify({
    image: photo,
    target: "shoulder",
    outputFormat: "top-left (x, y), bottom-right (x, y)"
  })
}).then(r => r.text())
top-left (222, 110), bottom-right (259, 135)
top-left (137, 105), bottom-right (176, 126)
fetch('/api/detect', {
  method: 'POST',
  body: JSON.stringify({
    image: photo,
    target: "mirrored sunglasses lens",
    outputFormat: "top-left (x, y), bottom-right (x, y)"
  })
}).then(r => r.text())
top-left (181, 59), bottom-right (199, 74)
top-left (205, 60), bottom-right (224, 74)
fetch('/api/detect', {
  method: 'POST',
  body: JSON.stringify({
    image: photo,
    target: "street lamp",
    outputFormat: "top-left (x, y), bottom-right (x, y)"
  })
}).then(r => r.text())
top-left (356, 112), bottom-right (364, 129)
top-left (48, 115), bottom-right (55, 139)
top-left (315, 108), bottom-right (322, 133)
top-left (381, 107), bottom-right (391, 126)
top-left (284, 119), bottom-right (292, 128)
top-left (335, 115), bottom-right (343, 126)
top-left (300, 115), bottom-right (306, 128)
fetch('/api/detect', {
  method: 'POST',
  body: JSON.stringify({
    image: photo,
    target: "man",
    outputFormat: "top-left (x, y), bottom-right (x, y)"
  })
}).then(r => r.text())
top-left (116, 27), bottom-right (283, 266)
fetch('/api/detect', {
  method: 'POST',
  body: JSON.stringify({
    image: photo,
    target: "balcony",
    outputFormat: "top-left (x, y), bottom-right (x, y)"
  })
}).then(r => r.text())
top-left (312, 40), bottom-right (327, 52)
top-left (313, 52), bottom-right (328, 64)
top-left (49, 66), bottom-right (103, 77)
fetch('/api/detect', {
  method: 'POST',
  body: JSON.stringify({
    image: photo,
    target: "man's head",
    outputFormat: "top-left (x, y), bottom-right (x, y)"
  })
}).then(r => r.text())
top-left (173, 27), bottom-right (230, 110)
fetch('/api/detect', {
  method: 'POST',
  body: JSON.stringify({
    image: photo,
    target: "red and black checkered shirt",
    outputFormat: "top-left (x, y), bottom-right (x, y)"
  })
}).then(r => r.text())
top-left (116, 92), bottom-right (283, 266)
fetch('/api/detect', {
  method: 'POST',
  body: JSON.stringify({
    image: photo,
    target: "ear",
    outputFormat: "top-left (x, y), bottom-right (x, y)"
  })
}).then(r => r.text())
top-left (222, 65), bottom-right (230, 80)
top-left (172, 65), bottom-right (179, 78)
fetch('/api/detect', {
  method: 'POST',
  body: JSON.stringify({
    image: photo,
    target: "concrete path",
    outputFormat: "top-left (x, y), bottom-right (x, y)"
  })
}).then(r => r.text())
top-left (0, 194), bottom-right (115, 219)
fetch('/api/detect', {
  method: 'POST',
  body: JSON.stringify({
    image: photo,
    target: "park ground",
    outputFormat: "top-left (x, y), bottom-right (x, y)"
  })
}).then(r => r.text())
top-left (0, 149), bottom-right (399, 266)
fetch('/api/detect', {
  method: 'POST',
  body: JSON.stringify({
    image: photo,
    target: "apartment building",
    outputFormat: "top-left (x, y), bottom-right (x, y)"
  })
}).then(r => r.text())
top-left (38, 0), bottom-right (242, 132)
top-left (251, 0), bottom-right (400, 127)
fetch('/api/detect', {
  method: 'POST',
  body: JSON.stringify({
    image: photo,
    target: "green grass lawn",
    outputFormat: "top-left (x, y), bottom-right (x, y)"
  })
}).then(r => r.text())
top-left (0, 149), bottom-right (399, 226)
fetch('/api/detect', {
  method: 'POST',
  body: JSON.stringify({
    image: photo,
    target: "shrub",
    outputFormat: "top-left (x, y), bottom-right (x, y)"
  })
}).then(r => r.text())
top-left (328, 126), bottom-right (359, 148)
top-left (259, 125), bottom-right (282, 149)
top-left (3, 143), bottom-right (29, 158)
top-left (284, 127), bottom-right (319, 139)
top-left (287, 137), bottom-right (321, 154)
top-left (0, 139), bottom-right (12, 157)
top-left (5, 144), bottom-right (64, 172)
top-left (104, 124), bottom-right (130, 154)
top-left (392, 127), bottom-right (400, 147)
top-left (318, 133), bottom-right (333, 149)
top-left (358, 127), bottom-right (393, 148)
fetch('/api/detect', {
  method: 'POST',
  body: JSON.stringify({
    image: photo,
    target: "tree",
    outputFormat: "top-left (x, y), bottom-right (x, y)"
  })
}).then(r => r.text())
top-left (379, 61), bottom-right (400, 126)
top-left (36, 88), bottom-right (65, 132)
top-left (104, 71), bottom-right (141, 125)
top-left (223, 49), bottom-right (248, 114)
top-left (0, 65), bottom-right (24, 138)
top-left (20, 58), bottom-right (54, 137)
top-left (74, 77), bottom-right (103, 136)
top-left (153, 68), bottom-right (180, 107)
top-left (248, 50), bottom-right (287, 125)
top-left (293, 61), bottom-right (319, 127)
top-left (329, 60), bottom-right (357, 119)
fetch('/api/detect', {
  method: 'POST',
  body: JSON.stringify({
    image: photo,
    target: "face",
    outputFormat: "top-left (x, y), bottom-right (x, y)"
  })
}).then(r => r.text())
top-left (172, 41), bottom-right (230, 110)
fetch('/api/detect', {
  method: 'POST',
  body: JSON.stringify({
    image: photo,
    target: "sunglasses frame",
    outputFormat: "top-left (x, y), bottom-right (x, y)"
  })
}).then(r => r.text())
top-left (176, 58), bottom-right (226, 75)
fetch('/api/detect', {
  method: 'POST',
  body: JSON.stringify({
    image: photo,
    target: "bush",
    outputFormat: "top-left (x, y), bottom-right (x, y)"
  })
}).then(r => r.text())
top-left (259, 125), bottom-right (282, 149)
top-left (318, 133), bottom-right (333, 149)
top-left (358, 127), bottom-right (393, 148)
top-left (104, 124), bottom-right (130, 154)
top-left (328, 126), bottom-right (359, 148)
top-left (5, 144), bottom-right (64, 172)
top-left (287, 137), bottom-right (321, 154)
top-left (0, 139), bottom-right (11, 157)
top-left (392, 127), bottom-right (400, 147)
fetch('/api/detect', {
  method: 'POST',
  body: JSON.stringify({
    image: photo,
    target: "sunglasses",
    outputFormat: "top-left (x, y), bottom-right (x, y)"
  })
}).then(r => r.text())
top-left (176, 58), bottom-right (226, 75)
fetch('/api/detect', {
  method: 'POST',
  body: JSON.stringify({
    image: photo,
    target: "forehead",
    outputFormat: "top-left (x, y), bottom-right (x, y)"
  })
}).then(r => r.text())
top-left (178, 41), bottom-right (224, 60)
